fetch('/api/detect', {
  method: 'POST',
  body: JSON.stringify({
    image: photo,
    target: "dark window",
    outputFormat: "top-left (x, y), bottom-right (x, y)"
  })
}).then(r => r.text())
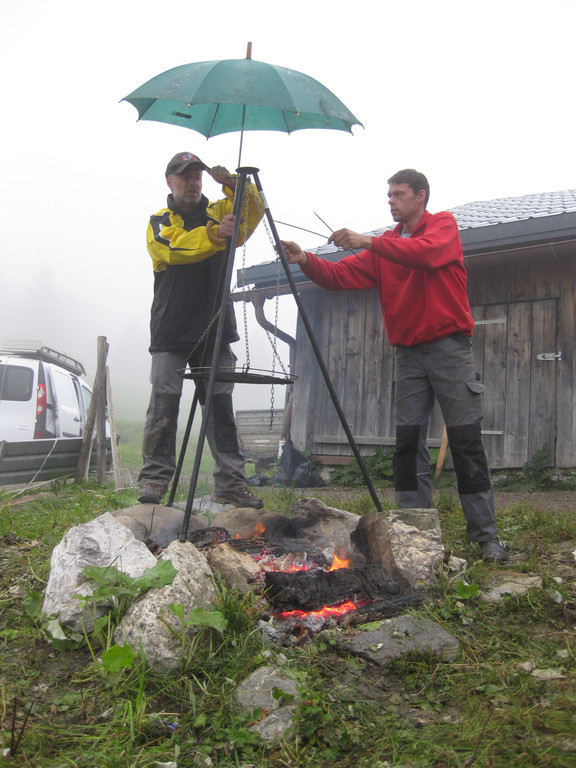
top-left (0, 364), bottom-right (35, 401)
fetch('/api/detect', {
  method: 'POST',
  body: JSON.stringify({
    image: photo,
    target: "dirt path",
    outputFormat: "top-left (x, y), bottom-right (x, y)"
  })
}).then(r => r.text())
top-left (492, 490), bottom-right (576, 513)
top-left (307, 486), bottom-right (576, 514)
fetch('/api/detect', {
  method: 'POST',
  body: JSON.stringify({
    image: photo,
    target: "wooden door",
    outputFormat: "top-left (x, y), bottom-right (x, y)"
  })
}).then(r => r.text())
top-left (471, 299), bottom-right (558, 468)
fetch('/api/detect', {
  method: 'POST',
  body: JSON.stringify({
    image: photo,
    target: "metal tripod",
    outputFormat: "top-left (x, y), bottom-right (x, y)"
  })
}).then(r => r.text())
top-left (178, 167), bottom-right (382, 541)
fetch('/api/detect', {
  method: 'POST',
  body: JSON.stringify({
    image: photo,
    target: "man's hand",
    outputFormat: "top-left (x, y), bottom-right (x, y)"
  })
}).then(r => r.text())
top-left (281, 240), bottom-right (308, 266)
top-left (208, 165), bottom-right (236, 190)
top-left (328, 228), bottom-right (372, 251)
top-left (217, 214), bottom-right (238, 239)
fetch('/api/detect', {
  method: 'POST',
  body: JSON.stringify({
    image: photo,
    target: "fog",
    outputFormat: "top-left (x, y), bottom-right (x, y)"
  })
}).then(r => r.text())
top-left (1, 0), bottom-right (574, 426)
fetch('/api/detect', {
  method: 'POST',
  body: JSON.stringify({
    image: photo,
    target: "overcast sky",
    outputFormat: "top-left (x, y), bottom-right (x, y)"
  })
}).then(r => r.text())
top-left (1, 0), bottom-right (574, 420)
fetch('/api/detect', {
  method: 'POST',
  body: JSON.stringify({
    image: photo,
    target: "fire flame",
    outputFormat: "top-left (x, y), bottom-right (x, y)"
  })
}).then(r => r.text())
top-left (329, 548), bottom-right (351, 571)
top-left (251, 520), bottom-right (266, 537)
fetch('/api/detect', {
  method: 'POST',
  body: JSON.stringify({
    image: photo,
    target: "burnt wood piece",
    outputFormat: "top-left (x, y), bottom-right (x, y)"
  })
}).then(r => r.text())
top-left (337, 594), bottom-right (426, 627)
top-left (265, 564), bottom-right (402, 612)
top-left (351, 514), bottom-right (411, 592)
top-left (187, 526), bottom-right (231, 550)
top-left (228, 536), bottom-right (329, 564)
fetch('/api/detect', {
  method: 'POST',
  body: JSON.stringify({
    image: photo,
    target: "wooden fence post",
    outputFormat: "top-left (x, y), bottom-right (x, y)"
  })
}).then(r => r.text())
top-left (75, 336), bottom-right (109, 483)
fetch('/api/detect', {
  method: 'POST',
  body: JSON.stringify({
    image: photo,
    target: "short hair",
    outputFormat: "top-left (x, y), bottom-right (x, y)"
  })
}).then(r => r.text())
top-left (387, 169), bottom-right (430, 207)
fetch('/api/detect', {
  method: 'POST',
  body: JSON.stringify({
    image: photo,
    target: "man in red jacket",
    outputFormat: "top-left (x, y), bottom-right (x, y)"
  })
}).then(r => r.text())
top-left (282, 169), bottom-right (508, 563)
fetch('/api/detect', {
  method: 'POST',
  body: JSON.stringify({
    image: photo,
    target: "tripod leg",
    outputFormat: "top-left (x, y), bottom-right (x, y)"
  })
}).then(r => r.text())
top-left (166, 389), bottom-right (199, 507)
top-left (250, 170), bottom-right (383, 514)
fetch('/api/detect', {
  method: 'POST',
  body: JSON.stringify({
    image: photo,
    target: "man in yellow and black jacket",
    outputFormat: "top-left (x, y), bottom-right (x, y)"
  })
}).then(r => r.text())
top-left (138, 152), bottom-right (264, 509)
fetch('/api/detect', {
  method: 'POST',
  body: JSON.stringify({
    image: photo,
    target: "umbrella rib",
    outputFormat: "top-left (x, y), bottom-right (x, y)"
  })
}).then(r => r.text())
top-left (237, 105), bottom-right (246, 168)
top-left (281, 110), bottom-right (292, 135)
top-left (207, 103), bottom-right (221, 138)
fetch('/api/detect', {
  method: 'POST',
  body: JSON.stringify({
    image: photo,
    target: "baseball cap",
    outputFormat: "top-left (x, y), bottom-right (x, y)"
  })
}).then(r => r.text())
top-left (165, 152), bottom-right (209, 177)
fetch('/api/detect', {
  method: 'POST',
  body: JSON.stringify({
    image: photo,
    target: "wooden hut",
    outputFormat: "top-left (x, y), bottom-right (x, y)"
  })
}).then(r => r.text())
top-left (237, 189), bottom-right (576, 469)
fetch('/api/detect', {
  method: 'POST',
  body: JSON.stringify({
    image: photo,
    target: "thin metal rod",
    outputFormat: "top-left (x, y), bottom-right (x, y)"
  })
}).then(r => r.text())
top-left (274, 220), bottom-right (327, 239)
top-left (167, 389), bottom-right (199, 507)
top-left (179, 169), bottom-right (256, 541)
top-left (313, 211), bottom-right (333, 234)
top-left (251, 171), bottom-right (383, 513)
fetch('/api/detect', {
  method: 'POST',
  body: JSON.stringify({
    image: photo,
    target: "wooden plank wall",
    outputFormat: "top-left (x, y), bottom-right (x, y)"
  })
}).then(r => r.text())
top-left (290, 245), bottom-right (576, 468)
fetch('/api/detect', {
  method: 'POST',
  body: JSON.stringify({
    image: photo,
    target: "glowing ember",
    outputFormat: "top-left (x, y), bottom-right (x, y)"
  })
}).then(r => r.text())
top-left (276, 599), bottom-right (362, 621)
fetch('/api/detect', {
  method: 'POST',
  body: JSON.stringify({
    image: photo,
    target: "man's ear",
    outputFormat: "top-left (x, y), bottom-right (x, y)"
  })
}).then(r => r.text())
top-left (416, 189), bottom-right (426, 205)
top-left (166, 174), bottom-right (174, 191)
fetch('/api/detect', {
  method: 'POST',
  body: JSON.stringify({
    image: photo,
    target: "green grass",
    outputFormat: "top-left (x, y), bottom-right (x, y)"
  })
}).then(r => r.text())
top-left (1, 480), bottom-right (575, 766)
top-left (116, 418), bottom-right (216, 479)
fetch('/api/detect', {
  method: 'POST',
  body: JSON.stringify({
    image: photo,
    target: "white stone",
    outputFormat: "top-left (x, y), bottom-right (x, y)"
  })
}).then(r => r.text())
top-left (114, 540), bottom-right (218, 672)
top-left (42, 512), bottom-right (157, 633)
top-left (480, 572), bottom-right (543, 603)
top-left (387, 517), bottom-right (445, 589)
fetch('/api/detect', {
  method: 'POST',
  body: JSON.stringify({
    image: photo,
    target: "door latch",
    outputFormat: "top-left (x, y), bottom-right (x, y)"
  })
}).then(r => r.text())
top-left (536, 352), bottom-right (562, 361)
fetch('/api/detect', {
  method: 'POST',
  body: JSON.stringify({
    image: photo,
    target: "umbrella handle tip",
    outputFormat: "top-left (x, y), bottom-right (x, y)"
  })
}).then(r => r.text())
top-left (246, 42), bottom-right (252, 59)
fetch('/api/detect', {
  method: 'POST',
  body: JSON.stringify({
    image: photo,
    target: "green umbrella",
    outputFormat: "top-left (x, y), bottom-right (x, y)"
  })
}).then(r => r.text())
top-left (122, 44), bottom-right (362, 163)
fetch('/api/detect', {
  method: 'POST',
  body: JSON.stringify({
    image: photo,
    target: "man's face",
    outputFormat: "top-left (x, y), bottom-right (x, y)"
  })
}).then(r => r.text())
top-left (167, 165), bottom-right (204, 210)
top-left (387, 183), bottom-right (426, 223)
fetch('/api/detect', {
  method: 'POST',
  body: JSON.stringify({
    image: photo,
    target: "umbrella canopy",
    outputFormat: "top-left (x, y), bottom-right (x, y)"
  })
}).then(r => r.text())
top-left (122, 54), bottom-right (363, 138)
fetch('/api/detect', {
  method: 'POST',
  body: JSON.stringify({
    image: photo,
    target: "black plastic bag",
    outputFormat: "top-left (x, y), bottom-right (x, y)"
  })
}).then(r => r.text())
top-left (273, 438), bottom-right (325, 488)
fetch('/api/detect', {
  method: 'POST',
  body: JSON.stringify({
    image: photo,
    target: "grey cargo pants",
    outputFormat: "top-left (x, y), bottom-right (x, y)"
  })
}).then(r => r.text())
top-left (394, 334), bottom-right (498, 543)
top-left (138, 346), bottom-right (246, 493)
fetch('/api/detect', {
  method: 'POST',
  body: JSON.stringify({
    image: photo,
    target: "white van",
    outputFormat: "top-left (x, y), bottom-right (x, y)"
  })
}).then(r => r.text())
top-left (0, 344), bottom-right (94, 441)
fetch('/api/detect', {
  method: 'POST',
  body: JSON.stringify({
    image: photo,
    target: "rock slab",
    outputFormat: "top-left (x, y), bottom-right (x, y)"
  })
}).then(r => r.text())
top-left (325, 614), bottom-right (459, 665)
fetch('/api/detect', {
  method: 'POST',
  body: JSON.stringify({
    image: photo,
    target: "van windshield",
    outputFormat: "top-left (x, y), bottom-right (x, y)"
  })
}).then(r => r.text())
top-left (0, 364), bottom-right (34, 401)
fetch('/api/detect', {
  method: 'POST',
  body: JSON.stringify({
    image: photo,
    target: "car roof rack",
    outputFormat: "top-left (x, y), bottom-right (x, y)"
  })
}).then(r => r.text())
top-left (0, 341), bottom-right (86, 376)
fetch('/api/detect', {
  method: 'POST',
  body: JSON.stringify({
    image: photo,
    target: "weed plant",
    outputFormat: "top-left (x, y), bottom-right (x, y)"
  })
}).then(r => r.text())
top-left (327, 445), bottom-right (454, 490)
top-left (493, 445), bottom-right (576, 492)
top-left (1, 480), bottom-right (575, 766)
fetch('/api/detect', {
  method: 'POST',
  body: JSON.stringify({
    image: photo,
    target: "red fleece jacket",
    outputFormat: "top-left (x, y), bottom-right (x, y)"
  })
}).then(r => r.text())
top-left (300, 210), bottom-right (474, 347)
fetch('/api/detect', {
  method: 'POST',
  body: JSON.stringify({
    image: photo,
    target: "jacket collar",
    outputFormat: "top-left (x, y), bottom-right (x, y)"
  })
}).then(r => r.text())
top-left (392, 209), bottom-right (430, 237)
top-left (167, 193), bottom-right (209, 215)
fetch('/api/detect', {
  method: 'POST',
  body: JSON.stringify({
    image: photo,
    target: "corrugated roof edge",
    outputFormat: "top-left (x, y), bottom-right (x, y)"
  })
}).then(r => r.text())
top-left (237, 188), bottom-right (576, 288)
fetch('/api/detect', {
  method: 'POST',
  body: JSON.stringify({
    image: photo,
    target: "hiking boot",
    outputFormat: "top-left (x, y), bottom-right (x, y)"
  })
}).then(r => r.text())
top-left (211, 486), bottom-right (264, 509)
top-left (138, 483), bottom-right (166, 505)
top-left (480, 539), bottom-right (509, 563)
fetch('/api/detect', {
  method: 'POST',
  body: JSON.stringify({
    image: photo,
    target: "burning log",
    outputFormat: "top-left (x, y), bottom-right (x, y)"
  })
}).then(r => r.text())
top-left (337, 594), bottom-right (426, 627)
top-left (264, 563), bottom-right (403, 613)
top-left (228, 536), bottom-right (330, 566)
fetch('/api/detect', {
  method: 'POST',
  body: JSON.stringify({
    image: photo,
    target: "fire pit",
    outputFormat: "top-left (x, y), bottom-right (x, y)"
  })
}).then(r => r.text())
top-left (195, 499), bottom-right (438, 640)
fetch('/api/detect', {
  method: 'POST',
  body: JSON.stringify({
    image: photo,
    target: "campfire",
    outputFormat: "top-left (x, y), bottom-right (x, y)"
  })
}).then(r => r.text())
top-left (187, 500), bottom-right (428, 641)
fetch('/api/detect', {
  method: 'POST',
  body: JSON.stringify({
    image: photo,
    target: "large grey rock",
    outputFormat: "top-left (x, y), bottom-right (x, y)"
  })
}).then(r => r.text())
top-left (353, 510), bottom-right (444, 589)
top-left (42, 512), bottom-right (157, 633)
top-left (388, 516), bottom-right (445, 589)
top-left (234, 665), bottom-right (299, 742)
top-left (111, 503), bottom-right (207, 547)
top-left (325, 614), bottom-right (459, 665)
top-left (289, 498), bottom-right (363, 563)
top-left (114, 540), bottom-right (218, 672)
top-left (212, 508), bottom-right (295, 539)
top-left (211, 507), bottom-right (263, 537)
